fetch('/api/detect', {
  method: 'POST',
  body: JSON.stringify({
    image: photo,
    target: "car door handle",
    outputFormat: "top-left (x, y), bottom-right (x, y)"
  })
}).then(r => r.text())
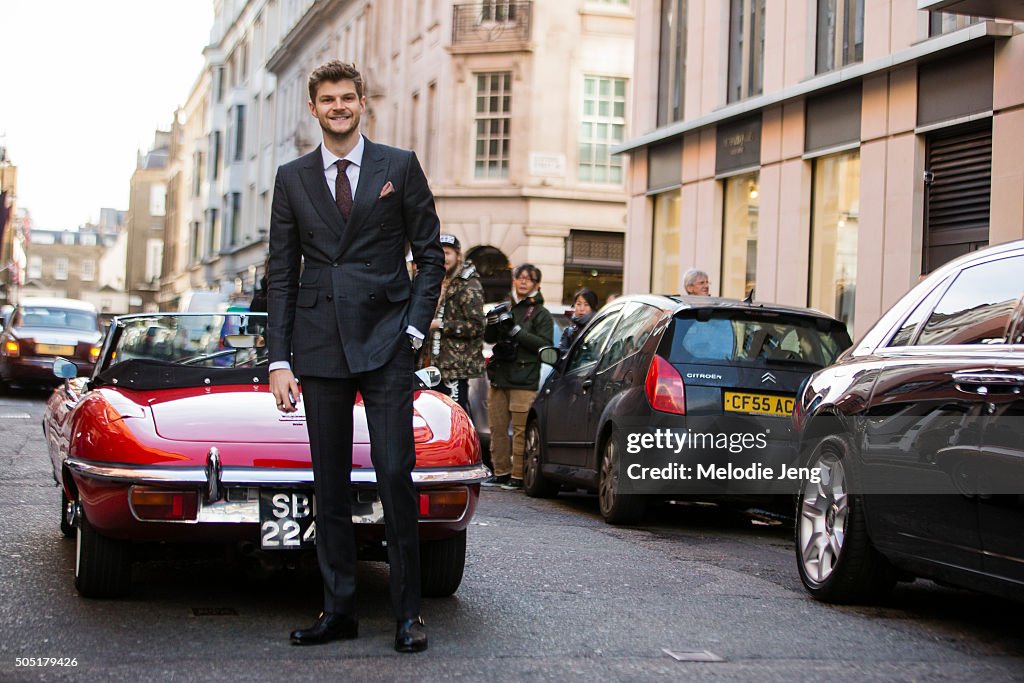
top-left (581, 379), bottom-right (594, 391)
top-left (952, 372), bottom-right (1024, 395)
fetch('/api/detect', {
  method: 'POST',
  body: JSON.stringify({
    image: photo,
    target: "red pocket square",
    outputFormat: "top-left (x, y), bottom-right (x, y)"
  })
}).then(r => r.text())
top-left (379, 181), bottom-right (395, 199)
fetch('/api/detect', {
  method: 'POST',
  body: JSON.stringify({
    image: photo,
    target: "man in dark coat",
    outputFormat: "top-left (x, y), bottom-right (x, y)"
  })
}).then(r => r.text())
top-left (267, 60), bottom-right (443, 653)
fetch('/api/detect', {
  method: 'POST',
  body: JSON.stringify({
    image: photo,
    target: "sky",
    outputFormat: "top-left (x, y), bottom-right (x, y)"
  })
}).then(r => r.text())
top-left (1, 0), bottom-right (214, 230)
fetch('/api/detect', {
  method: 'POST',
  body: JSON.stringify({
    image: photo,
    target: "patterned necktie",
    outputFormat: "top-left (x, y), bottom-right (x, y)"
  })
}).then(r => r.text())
top-left (335, 159), bottom-right (353, 221)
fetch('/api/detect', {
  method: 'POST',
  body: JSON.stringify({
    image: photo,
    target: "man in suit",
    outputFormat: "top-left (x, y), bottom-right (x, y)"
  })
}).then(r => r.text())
top-left (267, 60), bottom-right (444, 653)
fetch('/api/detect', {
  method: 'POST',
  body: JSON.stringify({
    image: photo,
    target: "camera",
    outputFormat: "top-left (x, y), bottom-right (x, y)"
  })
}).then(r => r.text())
top-left (486, 301), bottom-right (512, 327)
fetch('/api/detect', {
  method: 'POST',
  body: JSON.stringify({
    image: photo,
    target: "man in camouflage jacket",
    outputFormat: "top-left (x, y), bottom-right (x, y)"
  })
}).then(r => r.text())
top-left (427, 234), bottom-right (485, 415)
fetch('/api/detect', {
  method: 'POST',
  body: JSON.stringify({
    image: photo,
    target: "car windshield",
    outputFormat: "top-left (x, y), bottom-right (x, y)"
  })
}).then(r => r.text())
top-left (19, 306), bottom-right (97, 332)
top-left (668, 310), bottom-right (851, 367)
top-left (103, 313), bottom-right (269, 370)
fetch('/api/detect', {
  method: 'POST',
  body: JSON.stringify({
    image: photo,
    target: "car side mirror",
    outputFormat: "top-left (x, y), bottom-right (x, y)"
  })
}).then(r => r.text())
top-left (538, 346), bottom-right (560, 366)
top-left (415, 366), bottom-right (441, 389)
top-left (52, 357), bottom-right (78, 380)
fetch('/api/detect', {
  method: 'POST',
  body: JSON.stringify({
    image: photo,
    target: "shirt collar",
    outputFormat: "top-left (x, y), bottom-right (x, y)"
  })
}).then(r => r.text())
top-left (321, 134), bottom-right (365, 170)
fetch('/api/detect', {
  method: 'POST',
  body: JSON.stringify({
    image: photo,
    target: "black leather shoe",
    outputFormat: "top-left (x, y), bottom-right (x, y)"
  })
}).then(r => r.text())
top-left (394, 617), bottom-right (428, 653)
top-left (289, 612), bottom-right (358, 646)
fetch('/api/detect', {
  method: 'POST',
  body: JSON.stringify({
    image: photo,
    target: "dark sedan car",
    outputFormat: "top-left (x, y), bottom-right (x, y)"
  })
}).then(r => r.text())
top-left (525, 294), bottom-right (852, 524)
top-left (0, 297), bottom-right (102, 390)
top-left (792, 240), bottom-right (1024, 603)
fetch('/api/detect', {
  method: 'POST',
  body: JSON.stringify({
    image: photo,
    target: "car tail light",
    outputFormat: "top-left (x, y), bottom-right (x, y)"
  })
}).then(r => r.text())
top-left (645, 355), bottom-right (686, 415)
top-left (418, 488), bottom-right (469, 519)
top-left (2, 340), bottom-right (19, 357)
top-left (130, 487), bottom-right (199, 521)
top-left (89, 346), bottom-right (101, 362)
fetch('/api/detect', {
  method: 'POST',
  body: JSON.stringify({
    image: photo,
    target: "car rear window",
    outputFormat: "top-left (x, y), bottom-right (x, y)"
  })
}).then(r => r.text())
top-left (668, 310), bottom-right (850, 367)
top-left (19, 307), bottom-right (97, 332)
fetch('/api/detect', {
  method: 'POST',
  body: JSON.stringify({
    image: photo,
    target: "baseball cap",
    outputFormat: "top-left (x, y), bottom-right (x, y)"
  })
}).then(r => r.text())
top-left (439, 233), bottom-right (461, 250)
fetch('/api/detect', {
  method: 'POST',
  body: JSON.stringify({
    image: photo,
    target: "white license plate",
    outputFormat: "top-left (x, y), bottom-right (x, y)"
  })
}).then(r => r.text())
top-left (259, 490), bottom-right (316, 549)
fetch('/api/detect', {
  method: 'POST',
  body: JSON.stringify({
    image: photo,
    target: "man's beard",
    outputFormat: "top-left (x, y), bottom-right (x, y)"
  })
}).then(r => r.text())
top-left (445, 260), bottom-right (461, 279)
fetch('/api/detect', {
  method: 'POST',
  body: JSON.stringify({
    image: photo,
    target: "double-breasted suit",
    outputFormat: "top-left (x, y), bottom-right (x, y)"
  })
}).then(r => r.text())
top-left (267, 137), bottom-right (444, 620)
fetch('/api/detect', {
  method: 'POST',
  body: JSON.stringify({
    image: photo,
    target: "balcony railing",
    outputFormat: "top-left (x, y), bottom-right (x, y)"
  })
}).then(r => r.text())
top-left (452, 2), bottom-right (532, 51)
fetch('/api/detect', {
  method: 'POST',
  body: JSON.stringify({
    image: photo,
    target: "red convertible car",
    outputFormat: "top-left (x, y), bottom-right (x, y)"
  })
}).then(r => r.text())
top-left (44, 312), bottom-right (488, 598)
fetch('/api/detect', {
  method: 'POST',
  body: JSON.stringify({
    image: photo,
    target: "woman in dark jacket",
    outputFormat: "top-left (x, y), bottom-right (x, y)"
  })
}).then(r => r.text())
top-left (558, 287), bottom-right (599, 353)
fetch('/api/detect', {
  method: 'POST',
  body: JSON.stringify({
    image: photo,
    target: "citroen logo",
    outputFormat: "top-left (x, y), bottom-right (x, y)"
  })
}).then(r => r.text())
top-left (761, 371), bottom-right (777, 384)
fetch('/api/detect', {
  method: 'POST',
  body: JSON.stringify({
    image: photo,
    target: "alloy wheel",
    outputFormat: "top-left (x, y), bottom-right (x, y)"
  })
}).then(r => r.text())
top-left (599, 438), bottom-right (618, 516)
top-left (798, 451), bottom-right (849, 585)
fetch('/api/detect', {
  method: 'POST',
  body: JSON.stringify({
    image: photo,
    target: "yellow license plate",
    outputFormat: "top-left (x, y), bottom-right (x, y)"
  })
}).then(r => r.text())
top-left (36, 344), bottom-right (76, 356)
top-left (724, 391), bottom-right (794, 417)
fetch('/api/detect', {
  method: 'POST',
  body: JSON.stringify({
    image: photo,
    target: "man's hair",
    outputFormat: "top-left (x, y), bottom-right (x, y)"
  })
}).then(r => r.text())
top-left (513, 263), bottom-right (542, 284)
top-left (308, 60), bottom-right (364, 101)
top-left (683, 268), bottom-right (709, 289)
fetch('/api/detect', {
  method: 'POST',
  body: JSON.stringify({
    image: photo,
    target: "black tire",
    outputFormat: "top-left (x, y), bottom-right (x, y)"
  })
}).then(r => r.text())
top-left (523, 420), bottom-right (558, 498)
top-left (598, 431), bottom-right (646, 525)
top-left (60, 489), bottom-right (75, 538)
top-left (795, 435), bottom-right (896, 604)
top-left (420, 529), bottom-right (466, 597)
top-left (75, 513), bottom-right (131, 598)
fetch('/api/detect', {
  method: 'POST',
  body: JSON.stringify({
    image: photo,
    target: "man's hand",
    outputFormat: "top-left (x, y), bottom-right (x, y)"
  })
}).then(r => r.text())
top-left (270, 368), bottom-right (300, 413)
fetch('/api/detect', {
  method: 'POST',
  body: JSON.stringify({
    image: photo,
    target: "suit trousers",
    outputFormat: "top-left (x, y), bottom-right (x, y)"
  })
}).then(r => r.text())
top-left (487, 386), bottom-right (536, 480)
top-left (300, 346), bottom-right (421, 620)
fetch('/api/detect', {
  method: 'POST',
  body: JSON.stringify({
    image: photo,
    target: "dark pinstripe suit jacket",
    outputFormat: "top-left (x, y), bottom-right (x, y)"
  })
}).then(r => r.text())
top-left (266, 138), bottom-right (444, 376)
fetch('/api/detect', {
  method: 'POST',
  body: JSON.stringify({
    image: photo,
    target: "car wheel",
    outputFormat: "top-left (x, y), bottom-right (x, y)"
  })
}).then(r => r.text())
top-left (598, 431), bottom-right (646, 525)
top-left (523, 420), bottom-right (558, 498)
top-left (60, 489), bottom-right (75, 538)
top-left (75, 513), bottom-right (131, 598)
top-left (419, 529), bottom-right (466, 597)
top-left (796, 436), bottom-right (895, 603)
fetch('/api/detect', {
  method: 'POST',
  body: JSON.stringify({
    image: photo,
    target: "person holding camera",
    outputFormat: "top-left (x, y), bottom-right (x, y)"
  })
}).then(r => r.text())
top-left (425, 234), bottom-right (485, 416)
top-left (483, 263), bottom-right (553, 490)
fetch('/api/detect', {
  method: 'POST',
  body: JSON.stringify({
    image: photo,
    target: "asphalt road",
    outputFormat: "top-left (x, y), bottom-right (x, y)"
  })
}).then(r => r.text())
top-left (1, 389), bottom-right (1022, 682)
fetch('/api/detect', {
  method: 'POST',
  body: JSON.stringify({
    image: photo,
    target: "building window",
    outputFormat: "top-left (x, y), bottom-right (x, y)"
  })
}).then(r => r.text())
top-left (211, 131), bottom-right (222, 180)
top-left (192, 151), bottom-right (204, 197)
top-left (28, 256), bottom-right (41, 280)
top-left (145, 239), bottom-right (163, 283)
top-left (564, 230), bottom-right (625, 305)
top-left (474, 72), bottom-right (511, 179)
top-left (658, 0), bottom-right (687, 126)
top-left (727, 0), bottom-right (765, 103)
top-left (190, 221), bottom-right (201, 264)
top-left (721, 172), bottom-right (759, 298)
top-left (481, 0), bottom-right (516, 22)
top-left (149, 184), bottom-right (166, 217)
top-left (809, 150), bottom-right (859, 330)
top-left (80, 233), bottom-right (96, 246)
top-left (206, 208), bottom-right (220, 257)
top-left (80, 259), bottom-right (96, 282)
top-left (650, 190), bottom-right (681, 293)
top-left (929, 12), bottom-right (983, 36)
top-left (816, 0), bottom-right (863, 73)
top-left (233, 105), bottom-right (246, 162)
top-left (229, 192), bottom-right (242, 247)
top-left (579, 77), bottom-right (626, 184)
top-left (61, 232), bottom-right (76, 245)
top-left (55, 257), bottom-right (69, 281)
